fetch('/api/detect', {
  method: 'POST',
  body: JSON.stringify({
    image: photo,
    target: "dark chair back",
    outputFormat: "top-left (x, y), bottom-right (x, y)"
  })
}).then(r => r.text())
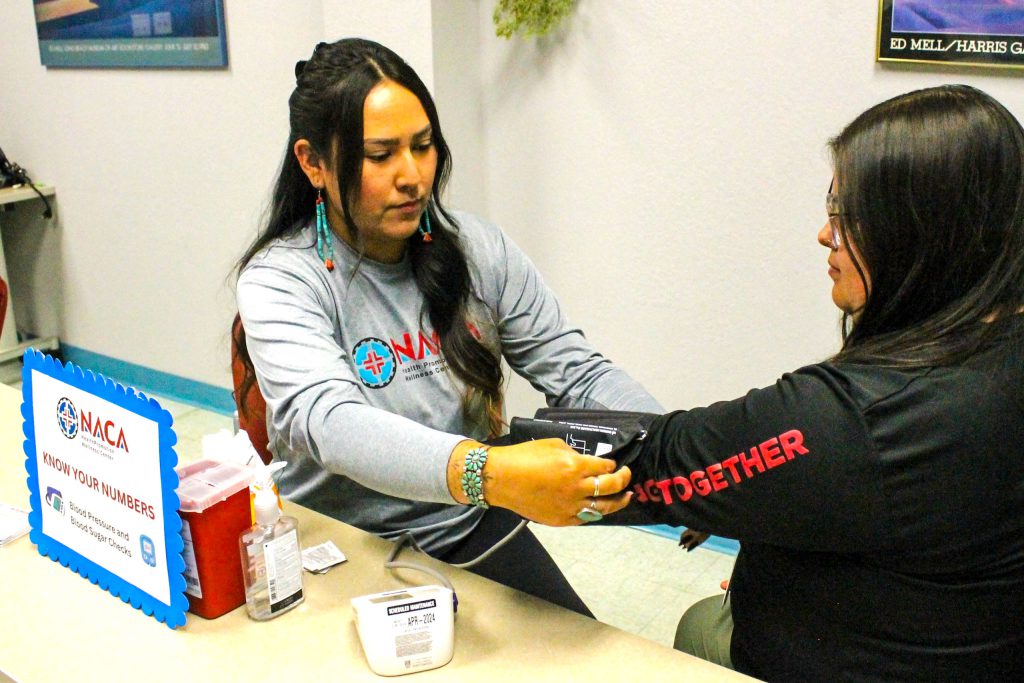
top-left (230, 314), bottom-right (273, 465)
top-left (0, 276), bottom-right (8, 340)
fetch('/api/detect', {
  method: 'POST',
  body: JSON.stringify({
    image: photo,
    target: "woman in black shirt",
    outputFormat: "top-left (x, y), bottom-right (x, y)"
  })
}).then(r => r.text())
top-left (606, 85), bottom-right (1024, 681)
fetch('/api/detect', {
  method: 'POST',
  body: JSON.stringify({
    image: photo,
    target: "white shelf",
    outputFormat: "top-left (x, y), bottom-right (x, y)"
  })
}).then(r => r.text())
top-left (0, 184), bottom-right (55, 207)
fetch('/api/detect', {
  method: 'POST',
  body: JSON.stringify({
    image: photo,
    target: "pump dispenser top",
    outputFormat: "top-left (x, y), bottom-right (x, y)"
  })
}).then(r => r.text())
top-left (252, 460), bottom-right (286, 526)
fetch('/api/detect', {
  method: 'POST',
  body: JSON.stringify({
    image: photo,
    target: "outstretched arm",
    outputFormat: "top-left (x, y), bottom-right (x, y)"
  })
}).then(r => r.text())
top-left (610, 364), bottom-right (886, 552)
top-left (446, 438), bottom-right (633, 526)
top-left (462, 214), bottom-right (663, 413)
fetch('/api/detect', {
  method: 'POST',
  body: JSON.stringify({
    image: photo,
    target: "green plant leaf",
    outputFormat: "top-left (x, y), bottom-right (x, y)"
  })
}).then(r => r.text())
top-left (493, 0), bottom-right (577, 39)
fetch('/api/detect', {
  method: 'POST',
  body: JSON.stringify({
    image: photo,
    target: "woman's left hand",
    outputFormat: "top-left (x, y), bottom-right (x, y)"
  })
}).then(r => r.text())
top-left (462, 438), bottom-right (633, 526)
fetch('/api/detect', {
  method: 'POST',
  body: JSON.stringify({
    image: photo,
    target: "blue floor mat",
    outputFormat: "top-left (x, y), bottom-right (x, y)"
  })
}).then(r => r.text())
top-left (633, 525), bottom-right (739, 556)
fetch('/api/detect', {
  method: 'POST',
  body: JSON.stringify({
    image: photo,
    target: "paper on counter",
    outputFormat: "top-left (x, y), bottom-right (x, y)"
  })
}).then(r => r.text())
top-left (302, 540), bottom-right (347, 574)
top-left (0, 503), bottom-right (30, 546)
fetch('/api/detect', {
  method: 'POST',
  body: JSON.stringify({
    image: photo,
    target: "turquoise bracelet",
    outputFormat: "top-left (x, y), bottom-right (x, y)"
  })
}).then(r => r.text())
top-left (461, 446), bottom-right (490, 509)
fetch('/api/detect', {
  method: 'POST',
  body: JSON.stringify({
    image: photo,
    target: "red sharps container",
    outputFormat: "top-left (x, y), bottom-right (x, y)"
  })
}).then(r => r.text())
top-left (176, 459), bottom-right (255, 618)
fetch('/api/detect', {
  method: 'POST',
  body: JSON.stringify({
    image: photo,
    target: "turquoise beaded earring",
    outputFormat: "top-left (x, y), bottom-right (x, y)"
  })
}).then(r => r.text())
top-left (418, 208), bottom-right (433, 243)
top-left (315, 189), bottom-right (335, 271)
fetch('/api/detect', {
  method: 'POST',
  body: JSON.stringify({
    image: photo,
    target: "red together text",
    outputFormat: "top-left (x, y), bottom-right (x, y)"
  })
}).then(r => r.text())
top-left (634, 429), bottom-right (809, 506)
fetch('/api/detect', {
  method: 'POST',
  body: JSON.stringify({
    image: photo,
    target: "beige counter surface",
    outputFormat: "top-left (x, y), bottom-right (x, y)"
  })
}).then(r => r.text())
top-left (0, 382), bottom-right (755, 682)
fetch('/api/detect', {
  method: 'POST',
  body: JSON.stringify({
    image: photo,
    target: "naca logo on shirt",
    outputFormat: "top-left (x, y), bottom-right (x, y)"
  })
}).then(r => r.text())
top-left (353, 329), bottom-right (448, 389)
top-left (353, 337), bottom-right (397, 388)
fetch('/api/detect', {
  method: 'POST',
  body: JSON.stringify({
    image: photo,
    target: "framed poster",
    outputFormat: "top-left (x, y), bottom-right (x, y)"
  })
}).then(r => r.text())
top-left (22, 350), bottom-right (187, 628)
top-left (34, 0), bottom-right (228, 68)
top-left (878, 0), bottom-right (1024, 69)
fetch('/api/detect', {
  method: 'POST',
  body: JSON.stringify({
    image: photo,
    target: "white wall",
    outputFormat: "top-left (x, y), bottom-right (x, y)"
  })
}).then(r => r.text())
top-left (470, 0), bottom-right (1024, 416)
top-left (431, 0), bottom-right (488, 217)
top-left (323, 0), bottom-right (435, 90)
top-left (2, 1), bottom-right (1023, 414)
top-left (0, 1), bottom-right (431, 392)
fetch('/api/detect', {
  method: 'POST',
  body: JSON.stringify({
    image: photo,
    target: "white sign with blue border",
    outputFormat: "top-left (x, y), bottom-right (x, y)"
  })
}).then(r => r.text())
top-left (21, 350), bottom-right (187, 628)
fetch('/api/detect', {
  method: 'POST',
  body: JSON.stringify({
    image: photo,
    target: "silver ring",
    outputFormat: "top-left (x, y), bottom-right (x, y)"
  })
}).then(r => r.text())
top-left (576, 499), bottom-right (603, 523)
top-left (593, 476), bottom-right (601, 498)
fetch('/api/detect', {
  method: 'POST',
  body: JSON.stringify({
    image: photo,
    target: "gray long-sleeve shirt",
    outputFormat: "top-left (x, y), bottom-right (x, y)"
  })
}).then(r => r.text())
top-left (237, 211), bottom-right (662, 552)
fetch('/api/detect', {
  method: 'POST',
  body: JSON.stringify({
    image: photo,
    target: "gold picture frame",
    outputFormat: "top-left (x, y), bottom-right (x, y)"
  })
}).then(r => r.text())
top-left (877, 0), bottom-right (1024, 70)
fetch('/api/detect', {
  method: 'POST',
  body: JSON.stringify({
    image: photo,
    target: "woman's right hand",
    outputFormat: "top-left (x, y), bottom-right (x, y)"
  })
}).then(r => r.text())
top-left (447, 439), bottom-right (633, 526)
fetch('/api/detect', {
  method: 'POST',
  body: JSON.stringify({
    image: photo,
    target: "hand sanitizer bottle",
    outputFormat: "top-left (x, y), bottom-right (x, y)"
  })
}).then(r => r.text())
top-left (239, 461), bottom-right (304, 620)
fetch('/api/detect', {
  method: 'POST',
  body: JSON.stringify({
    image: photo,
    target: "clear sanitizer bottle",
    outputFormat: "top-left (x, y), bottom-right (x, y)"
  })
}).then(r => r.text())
top-left (239, 461), bottom-right (304, 620)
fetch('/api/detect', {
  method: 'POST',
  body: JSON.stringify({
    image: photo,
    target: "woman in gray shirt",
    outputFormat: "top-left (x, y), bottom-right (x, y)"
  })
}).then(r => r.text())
top-left (235, 38), bottom-right (661, 615)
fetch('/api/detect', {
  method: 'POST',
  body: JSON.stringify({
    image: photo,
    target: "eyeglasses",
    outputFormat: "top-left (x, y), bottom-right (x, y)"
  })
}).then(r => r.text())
top-left (825, 182), bottom-right (843, 250)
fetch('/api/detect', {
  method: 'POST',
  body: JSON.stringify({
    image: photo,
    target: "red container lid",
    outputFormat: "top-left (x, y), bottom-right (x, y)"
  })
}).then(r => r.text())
top-left (176, 459), bottom-right (255, 513)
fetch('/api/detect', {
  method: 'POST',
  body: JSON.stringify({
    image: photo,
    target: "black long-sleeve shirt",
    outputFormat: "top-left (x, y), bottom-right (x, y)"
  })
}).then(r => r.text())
top-left (621, 316), bottom-right (1024, 681)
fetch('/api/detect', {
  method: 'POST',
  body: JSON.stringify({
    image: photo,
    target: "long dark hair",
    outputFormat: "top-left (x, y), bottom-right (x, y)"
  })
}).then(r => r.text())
top-left (829, 84), bottom-right (1024, 366)
top-left (234, 38), bottom-right (503, 435)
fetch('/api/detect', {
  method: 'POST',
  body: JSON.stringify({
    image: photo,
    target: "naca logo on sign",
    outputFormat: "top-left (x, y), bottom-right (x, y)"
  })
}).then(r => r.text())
top-left (57, 396), bottom-right (130, 453)
top-left (57, 397), bottom-right (79, 439)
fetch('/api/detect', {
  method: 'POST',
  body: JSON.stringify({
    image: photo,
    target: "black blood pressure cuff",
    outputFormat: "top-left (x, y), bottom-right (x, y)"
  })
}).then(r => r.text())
top-left (505, 408), bottom-right (657, 468)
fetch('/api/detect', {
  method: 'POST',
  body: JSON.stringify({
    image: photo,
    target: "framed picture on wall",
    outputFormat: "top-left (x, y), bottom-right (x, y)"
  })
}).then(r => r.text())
top-left (877, 0), bottom-right (1024, 69)
top-left (34, 0), bottom-right (228, 68)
